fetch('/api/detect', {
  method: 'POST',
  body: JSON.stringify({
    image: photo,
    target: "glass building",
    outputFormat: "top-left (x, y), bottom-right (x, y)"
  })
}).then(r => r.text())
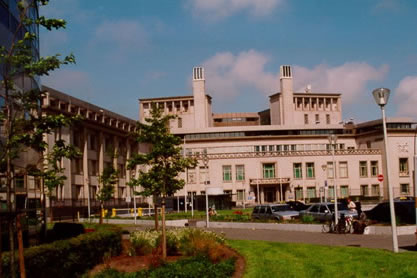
top-left (0, 0), bottom-right (40, 91)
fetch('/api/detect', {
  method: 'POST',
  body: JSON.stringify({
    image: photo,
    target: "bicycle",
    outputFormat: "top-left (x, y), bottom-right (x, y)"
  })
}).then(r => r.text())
top-left (322, 214), bottom-right (353, 234)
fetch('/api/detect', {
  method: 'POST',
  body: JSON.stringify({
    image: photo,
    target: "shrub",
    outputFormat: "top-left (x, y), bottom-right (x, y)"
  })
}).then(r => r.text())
top-left (93, 256), bottom-right (236, 278)
top-left (129, 230), bottom-right (159, 256)
top-left (2, 226), bottom-right (122, 278)
top-left (301, 214), bottom-right (314, 223)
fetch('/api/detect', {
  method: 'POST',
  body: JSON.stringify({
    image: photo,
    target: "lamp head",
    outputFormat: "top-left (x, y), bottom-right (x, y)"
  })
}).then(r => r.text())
top-left (372, 88), bottom-right (390, 107)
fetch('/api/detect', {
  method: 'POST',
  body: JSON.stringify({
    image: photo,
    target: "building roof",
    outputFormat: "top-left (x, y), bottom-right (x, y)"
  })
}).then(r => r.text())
top-left (139, 94), bottom-right (212, 102)
top-left (269, 92), bottom-right (341, 98)
top-left (42, 86), bottom-right (136, 125)
top-left (213, 112), bottom-right (260, 119)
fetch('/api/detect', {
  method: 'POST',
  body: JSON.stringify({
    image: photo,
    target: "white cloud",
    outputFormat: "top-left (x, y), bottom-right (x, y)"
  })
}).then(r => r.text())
top-left (202, 50), bottom-right (277, 100)
top-left (90, 20), bottom-right (148, 61)
top-left (293, 63), bottom-right (389, 104)
top-left (187, 0), bottom-right (285, 21)
top-left (394, 76), bottom-right (417, 117)
top-left (42, 69), bottom-right (94, 101)
top-left (201, 50), bottom-right (389, 106)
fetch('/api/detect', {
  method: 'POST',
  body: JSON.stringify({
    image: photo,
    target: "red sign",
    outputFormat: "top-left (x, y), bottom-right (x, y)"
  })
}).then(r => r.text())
top-left (377, 174), bottom-right (384, 182)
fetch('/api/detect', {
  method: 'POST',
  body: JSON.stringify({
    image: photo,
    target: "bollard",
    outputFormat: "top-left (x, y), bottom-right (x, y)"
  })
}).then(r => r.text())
top-left (138, 207), bottom-right (143, 216)
top-left (77, 211), bottom-right (80, 222)
top-left (130, 208), bottom-right (134, 216)
top-left (112, 208), bottom-right (116, 218)
top-left (102, 209), bottom-right (105, 218)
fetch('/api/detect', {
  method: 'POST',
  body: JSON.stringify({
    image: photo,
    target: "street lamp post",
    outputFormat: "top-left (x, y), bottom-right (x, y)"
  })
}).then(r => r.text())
top-left (202, 150), bottom-right (209, 228)
top-left (321, 164), bottom-right (327, 203)
top-left (372, 88), bottom-right (398, 253)
top-left (329, 135), bottom-right (338, 226)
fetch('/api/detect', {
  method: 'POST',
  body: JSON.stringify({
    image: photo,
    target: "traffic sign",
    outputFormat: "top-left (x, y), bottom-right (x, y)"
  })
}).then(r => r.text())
top-left (377, 174), bottom-right (384, 182)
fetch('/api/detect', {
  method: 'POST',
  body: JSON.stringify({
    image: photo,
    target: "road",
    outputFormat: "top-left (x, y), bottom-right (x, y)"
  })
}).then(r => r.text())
top-left (208, 227), bottom-right (416, 252)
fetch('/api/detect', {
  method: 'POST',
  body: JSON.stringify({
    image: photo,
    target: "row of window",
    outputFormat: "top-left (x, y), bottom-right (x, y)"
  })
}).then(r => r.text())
top-left (294, 184), bottom-right (381, 199)
top-left (254, 143), bottom-right (346, 153)
top-left (304, 113), bottom-right (331, 125)
top-left (73, 159), bottom-right (127, 178)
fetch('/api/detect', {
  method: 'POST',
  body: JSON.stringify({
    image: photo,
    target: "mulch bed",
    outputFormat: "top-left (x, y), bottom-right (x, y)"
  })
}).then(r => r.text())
top-left (89, 239), bottom-right (246, 277)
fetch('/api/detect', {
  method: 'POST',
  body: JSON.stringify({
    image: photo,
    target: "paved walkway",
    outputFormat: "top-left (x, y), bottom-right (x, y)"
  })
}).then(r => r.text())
top-left (207, 227), bottom-right (416, 252)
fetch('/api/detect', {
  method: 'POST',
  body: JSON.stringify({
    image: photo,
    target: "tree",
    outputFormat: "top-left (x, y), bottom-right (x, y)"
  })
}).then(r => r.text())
top-left (97, 166), bottom-right (117, 224)
top-left (0, 1), bottom-right (76, 277)
top-left (128, 104), bottom-right (196, 259)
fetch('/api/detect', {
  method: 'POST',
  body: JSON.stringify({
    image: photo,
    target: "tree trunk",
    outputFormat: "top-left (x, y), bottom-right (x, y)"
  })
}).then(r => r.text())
top-left (161, 198), bottom-right (166, 260)
top-left (99, 203), bottom-right (103, 225)
top-left (8, 218), bottom-right (15, 278)
top-left (154, 203), bottom-right (159, 231)
top-left (16, 214), bottom-right (26, 278)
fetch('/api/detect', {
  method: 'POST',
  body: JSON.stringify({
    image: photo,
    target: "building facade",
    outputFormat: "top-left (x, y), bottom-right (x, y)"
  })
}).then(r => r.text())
top-left (139, 66), bottom-right (416, 205)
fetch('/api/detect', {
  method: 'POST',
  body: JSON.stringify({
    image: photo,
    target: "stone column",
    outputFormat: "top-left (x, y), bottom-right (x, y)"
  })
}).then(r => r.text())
top-left (82, 127), bottom-right (89, 204)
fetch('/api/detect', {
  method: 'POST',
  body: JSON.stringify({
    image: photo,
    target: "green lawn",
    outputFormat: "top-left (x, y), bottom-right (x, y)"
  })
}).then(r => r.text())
top-left (227, 240), bottom-right (417, 278)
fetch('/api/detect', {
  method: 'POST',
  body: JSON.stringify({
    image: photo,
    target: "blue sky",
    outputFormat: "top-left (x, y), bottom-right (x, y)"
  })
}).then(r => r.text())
top-left (40, 0), bottom-right (417, 122)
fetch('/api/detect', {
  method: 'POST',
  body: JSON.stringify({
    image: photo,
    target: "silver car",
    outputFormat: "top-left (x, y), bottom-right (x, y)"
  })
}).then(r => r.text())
top-left (299, 202), bottom-right (358, 221)
top-left (252, 204), bottom-right (299, 221)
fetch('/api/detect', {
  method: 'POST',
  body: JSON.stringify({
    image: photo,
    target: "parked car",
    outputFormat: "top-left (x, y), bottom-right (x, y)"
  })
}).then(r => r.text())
top-left (361, 200), bottom-right (415, 224)
top-left (286, 201), bottom-right (310, 211)
top-left (252, 204), bottom-right (299, 221)
top-left (299, 202), bottom-right (358, 221)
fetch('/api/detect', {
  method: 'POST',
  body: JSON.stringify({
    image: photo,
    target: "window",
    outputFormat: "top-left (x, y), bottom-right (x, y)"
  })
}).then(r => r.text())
top-left (399, 158), bottom-right (409, 175)
top-left (74, 158), bottom-right (83, 175)
top-left (263, 164), bottom-right (275, 179)
top-left (326, 114), bottom-right (330, 124)
top-left (293, 163), bottom-right (302, 179)
top-left (371, 184), bottom-right (380, 196)
top-left (400, 184), bottom-right (409, 194)
top-left (88, 133), bottom-right (97, 151)
top-left (277, 145), bottom-right (282, 152)
top-left (118, 164), bottom-right (126, 178)
top-left (255, 146), bottom-right (260, 152)
top-left (306, 163), bottom-right (315, 178)
top-left (223, 165), bottom-right (232, 182)
top-left (360, 185), bottom-right (368, 196)
top-left (295, 187), bottom-right (303, 200)
top-left (370, 161), bottom-right (378, 177)
top-left (304, 114), bottom-right (309, 124)
top-left (340, 186), bottom-right (349, 198)
top-left (327, 162), bottom-right (334, 178)
top-left (187, 169), bottom-right (196, 184)
top-left (261, 146), bottom-right (267, 152)
top-left (199, 167), bottom-right (208, 184)
top-left (15, 176), bottom-right (24, 189)
top-left (315, 114), bottom-right (319, 123)
top-left (236, 165), bottom-right (245, 181)
top-left (307, 187), bottom-right (316, 198)
top-left (268, 145), bottom-right (275, 152)
top-left (200, 191), bottom-right (205, 195)
top-left (178, 117), bottom-right (182, 128)
top-left (339, 162), bottom-right (348, 178)
top-left (328, 186), bottom-right (334, 198)
top-left (88, 160), bottom-right (98, 176)
top-left (359, 161), bottom-right (367, 177)
top-left (237, 190), bottom-right (244, 201)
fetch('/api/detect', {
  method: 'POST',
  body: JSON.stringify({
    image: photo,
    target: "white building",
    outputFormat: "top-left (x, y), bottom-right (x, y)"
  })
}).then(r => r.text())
top-left (139, 65), bottom-right (416, 205)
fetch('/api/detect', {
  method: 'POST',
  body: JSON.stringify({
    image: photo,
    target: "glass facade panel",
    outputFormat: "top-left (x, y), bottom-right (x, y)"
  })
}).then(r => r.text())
top-left (295, 187), bottom-right (303, 200)
top-left (307, 187), bottom-right (316, 198)
top-left (340, 185), bottom-right (349, 198)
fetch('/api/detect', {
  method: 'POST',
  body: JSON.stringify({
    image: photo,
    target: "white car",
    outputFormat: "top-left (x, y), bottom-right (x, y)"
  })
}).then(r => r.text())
top-left (252, 204), bottom-right (299, 221)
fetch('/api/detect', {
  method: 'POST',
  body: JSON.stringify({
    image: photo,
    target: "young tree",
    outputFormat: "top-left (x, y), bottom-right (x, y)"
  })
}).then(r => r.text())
top-left (0, 1), bottom-right (76, 276)
top-left (97, 166), bottom-right (117, 224)
top-left (128, 104), bottom-right (196, 259)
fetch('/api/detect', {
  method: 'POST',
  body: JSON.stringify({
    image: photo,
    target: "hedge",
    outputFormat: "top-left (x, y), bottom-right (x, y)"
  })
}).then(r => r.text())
top-left (2, 226), bottom-right (122, 278)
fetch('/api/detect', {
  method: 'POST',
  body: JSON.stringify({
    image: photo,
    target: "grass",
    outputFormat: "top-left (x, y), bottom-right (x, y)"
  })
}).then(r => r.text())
top-left (227, 239), bottom-right (417, 278)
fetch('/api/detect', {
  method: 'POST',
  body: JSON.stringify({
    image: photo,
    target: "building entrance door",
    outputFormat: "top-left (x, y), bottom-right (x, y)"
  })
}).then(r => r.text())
top-left (264, 188), bottom-right (276, 203)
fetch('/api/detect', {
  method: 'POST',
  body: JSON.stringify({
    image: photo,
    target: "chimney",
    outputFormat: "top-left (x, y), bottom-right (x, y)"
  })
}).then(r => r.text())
top-left (279, 65), bottom-right (294, 125)
top-left (192, 67), bottom-right (205, 95)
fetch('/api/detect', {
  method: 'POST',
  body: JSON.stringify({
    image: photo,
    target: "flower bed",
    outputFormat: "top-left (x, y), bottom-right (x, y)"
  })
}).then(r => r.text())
top-left (92, 228), bottom-right (240, 278)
